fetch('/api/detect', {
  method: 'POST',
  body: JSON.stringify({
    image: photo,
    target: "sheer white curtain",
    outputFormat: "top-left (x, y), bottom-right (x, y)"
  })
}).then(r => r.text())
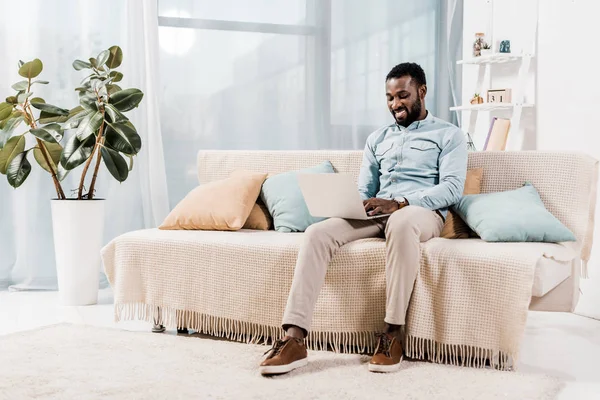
top-left (157, 0), bottom-right (461, 208)
top-left (0, 0), bottom-right (168, 290)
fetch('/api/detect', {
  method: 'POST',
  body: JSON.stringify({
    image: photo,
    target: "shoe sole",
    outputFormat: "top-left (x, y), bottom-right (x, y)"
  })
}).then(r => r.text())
top-left (368, 356), bottom-right (403, 373)
top-left (259, 357), bottom-right (308, 375)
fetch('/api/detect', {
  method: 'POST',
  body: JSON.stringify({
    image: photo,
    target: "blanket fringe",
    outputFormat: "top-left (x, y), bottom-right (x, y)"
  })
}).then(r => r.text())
top-left (115, 302), bottom-right (515, 370)
top-left (115, 302), bottom-right (375, 354)
top-left (404, 335), bottom-right (514, 371)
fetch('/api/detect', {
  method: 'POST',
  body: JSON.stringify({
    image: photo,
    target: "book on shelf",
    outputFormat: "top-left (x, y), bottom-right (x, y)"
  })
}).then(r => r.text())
top-left (483, 117), bottom-right (511, 151)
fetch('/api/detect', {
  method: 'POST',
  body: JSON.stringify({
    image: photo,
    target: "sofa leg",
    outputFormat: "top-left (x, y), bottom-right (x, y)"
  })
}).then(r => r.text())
top-left (152, 306), bottom-right (165, 333)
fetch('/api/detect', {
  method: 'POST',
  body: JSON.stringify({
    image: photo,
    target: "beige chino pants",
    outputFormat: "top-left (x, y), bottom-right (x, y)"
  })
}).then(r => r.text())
top-left (282, 205), bottom-right (444, 333)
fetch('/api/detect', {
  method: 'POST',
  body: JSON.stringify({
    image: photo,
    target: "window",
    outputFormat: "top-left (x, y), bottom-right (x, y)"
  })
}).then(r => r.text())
top-left (158, 0), bottom-right (440, 207)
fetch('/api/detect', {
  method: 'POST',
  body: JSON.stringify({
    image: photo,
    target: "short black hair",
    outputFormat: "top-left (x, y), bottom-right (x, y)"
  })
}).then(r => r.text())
top-left (386, 62), bottom-right (426, 86)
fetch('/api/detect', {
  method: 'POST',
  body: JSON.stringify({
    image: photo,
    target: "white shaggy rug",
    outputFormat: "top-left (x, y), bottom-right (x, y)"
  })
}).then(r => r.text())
top-left (0, 324), bottom-right (562, 400)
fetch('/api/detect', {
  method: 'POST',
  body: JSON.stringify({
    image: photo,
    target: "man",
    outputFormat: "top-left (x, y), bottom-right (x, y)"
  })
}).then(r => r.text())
top-left (259, 62), bottom-right (467, 375)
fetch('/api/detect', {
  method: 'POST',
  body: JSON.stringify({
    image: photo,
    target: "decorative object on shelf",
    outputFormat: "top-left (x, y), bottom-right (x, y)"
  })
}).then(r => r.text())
top-left (481, 43), bottom-right (492, 56)
top-left (484, 117), bottom-right (511, 151)
top-left (470, 93), bottom-right (484, 105)
top-left (472, 32), bottom-right (488, 57)
top-left (466, 132), bottom-right (477, 151)
top-left (499, 40), bottom-right (511, 53)
top-left (487, 88), bottom-right (512, 103)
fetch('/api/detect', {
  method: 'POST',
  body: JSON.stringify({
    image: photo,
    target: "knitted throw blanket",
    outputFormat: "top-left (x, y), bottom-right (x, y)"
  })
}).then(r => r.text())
top-left (102, 229), bottom-right (576, 371)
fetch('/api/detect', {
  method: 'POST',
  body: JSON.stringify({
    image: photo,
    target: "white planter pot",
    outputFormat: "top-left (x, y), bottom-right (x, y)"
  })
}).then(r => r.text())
top-left (51, 199), bottom-right (105, 306)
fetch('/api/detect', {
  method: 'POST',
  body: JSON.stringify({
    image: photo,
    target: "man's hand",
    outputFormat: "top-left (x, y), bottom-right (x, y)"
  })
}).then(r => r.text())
top-left (363, 198), bottom-right (403, 216)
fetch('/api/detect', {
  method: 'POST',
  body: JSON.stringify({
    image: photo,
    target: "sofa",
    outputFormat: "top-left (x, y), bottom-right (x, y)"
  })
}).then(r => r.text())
top-left (102, 150), bottom-right (598, 371)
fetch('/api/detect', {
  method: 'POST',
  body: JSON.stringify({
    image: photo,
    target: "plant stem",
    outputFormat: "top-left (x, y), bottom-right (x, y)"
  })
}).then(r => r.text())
top-left (25, 100), bottom-right (66, 200)
top-left (78, 87), bottom-right (107, 199)
top-left (87, 139), bottom-right (103, 200)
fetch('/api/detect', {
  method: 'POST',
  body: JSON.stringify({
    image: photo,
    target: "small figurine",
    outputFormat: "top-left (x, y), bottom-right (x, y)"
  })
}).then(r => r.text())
top-left (499, 40), bottom-right (511, 53)
top-left (470, 93), bottom-right (484, 105)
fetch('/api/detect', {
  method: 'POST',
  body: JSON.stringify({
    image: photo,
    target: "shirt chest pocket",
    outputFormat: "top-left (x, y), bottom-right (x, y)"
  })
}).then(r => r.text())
top-left (374, 142), bottom-right (396, 172)
top-left (405, 141), bottom-right (440, 169)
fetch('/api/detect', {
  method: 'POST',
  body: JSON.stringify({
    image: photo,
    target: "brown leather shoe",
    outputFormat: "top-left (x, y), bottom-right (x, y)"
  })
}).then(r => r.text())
top-left (259, 336), bottom-right (308, 375)
top-left (368, 332), bottom-right (403, 373)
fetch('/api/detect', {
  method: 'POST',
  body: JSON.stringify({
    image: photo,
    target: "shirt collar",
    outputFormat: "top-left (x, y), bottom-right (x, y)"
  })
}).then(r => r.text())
top-left (396, 110), bottom-right (433, 132)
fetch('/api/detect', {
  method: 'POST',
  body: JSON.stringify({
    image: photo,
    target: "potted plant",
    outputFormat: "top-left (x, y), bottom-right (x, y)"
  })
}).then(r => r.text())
top-left (0, 46), bottom-right (143, 305)
top-left (481, 43), bottom-right (492, 56)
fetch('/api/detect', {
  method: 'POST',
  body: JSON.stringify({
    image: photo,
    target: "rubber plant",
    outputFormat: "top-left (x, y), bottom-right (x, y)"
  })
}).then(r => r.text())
top-left (0, 45), bottom-right (143, 199)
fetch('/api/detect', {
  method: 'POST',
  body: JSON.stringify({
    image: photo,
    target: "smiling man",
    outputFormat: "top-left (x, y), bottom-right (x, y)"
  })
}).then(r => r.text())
top-left (259, 62), bottom-right (467, 375)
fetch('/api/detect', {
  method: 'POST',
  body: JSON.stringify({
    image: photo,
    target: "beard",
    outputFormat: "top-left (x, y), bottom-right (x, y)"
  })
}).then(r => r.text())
top-left (393, 97), bottom-right (423, 127)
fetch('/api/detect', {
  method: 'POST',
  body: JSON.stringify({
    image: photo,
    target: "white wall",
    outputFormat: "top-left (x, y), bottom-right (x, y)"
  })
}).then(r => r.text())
top-left (462, 0), bottom-right (600, 318)
top-left (537, 0), bottom-right (600, 318)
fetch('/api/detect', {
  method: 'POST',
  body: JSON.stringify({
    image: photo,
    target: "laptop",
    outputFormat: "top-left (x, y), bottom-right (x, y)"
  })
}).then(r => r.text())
top-left (297, 173), bottom-right (391, 220)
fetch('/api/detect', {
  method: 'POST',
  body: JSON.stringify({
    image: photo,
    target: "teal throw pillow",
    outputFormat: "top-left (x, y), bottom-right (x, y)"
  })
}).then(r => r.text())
top-left (260, 161), bottom-right (335, 232)
top-left (454, 182), bottom-right (576, 243)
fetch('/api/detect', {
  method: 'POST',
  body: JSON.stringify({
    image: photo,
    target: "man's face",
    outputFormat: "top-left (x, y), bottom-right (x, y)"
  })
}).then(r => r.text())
top-left (386, 76), bottom-right (424, 127)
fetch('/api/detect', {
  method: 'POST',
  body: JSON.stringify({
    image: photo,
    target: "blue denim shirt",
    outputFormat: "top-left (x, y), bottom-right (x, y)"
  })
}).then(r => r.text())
top-left (357, 112), bottom-right (467, 218)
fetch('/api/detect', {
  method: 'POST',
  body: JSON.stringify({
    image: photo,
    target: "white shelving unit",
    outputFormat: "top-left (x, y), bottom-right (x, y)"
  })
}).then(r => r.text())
top-left (452, 0), bottom-right (538, 150)
top-left (457, 53), bottom-right (526, 65)
top-left (450, 102), bottom-right (534, 112)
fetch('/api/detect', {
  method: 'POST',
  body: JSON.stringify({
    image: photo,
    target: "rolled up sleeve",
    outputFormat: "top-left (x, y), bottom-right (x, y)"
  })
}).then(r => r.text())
top-left (357, 139), bottom-right (380, 200)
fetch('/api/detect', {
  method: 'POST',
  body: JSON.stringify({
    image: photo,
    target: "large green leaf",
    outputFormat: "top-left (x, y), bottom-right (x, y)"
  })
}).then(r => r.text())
top-left (108, 71), bottom-right (123, 83)
top-left (18, 59), bottom-right (43, 79)
top-left (39, 111), bottom-right (69, 124)
top-left (30, 123), bottom-right (63, 143)
top-left (57, 163), bottom-right (70, 181)
top-left (63, 108), bottom-right (91, 130)
top-left (108, 89), bottom-right (143, 112)
top-left (5, 96), bottom-right (17, 104)
top-left (104, 103), bottom-right (128, 123)
top-left (31, 102), bottom-right (69, 116)
top-left (17, 92), bottom-right (32, 104)
top-left (106, 84), bottom-right (122, 95)
top-left (73, 59), bottom-right (92, 71)
top-left (1, 115), bottom-right (25, 139)
top-left (30, 97), bottom-right (45, 105)
top-left (0, 135), bottom-right (25, 174)
top-left (7, 150), bottom-right (31, 187)
top-left (100, 146), bottom-right (128, 182)
top-left (11, 81), bottom-right (28, 91)
top-left (60, 134), bottom-right (95, 170)
top-left (106, 45), bottom-right (123, 69)
top-left (79, 93), bottom-right (99, 112)
top-left (0, 103), bottom-right (12, 121)
top-left (75, 111), bottom-right (103, 140)
top-left (96, 50), bottom-right (110, 68)
top-left (105, 122), bottom-right (141, 155)
top-left (34, 141), bottom-right (62, 174)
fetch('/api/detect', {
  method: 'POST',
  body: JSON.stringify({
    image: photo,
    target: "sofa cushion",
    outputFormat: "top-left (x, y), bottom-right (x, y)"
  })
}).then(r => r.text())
top-left (160, 170), bottom-right (267, 231)
top-left (454, 183), bottom-right (577, 242)
top-left (260, 161), bottom-right (335, 233)
top-left (243, 202), bottom-right (272, 230)
top-left (441, 168), bottom-right (483, 239)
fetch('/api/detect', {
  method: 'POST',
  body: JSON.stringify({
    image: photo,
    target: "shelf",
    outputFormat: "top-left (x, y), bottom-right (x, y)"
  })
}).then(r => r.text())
top-left (457, 53), bottom-right (532, 65)
top-left (450, 103), bottom-right (534, 112)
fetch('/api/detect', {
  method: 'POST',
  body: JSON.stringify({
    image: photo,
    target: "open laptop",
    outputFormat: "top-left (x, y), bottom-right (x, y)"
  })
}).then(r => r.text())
top-left (297, 173), bottom-right (391, 220)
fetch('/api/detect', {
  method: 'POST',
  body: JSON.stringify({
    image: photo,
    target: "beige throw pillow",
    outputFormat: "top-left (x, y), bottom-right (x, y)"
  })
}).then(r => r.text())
top-left (159, 170), bottom-right (267, 231)
top-left (440, 168), bottom-right (484, 239)
top-left (243, 202), bottom-right (273, 230)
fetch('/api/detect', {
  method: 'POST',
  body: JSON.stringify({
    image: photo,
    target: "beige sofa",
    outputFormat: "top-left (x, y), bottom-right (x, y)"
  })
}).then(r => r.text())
top-left (102, 150), bottom-right (598, 370)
